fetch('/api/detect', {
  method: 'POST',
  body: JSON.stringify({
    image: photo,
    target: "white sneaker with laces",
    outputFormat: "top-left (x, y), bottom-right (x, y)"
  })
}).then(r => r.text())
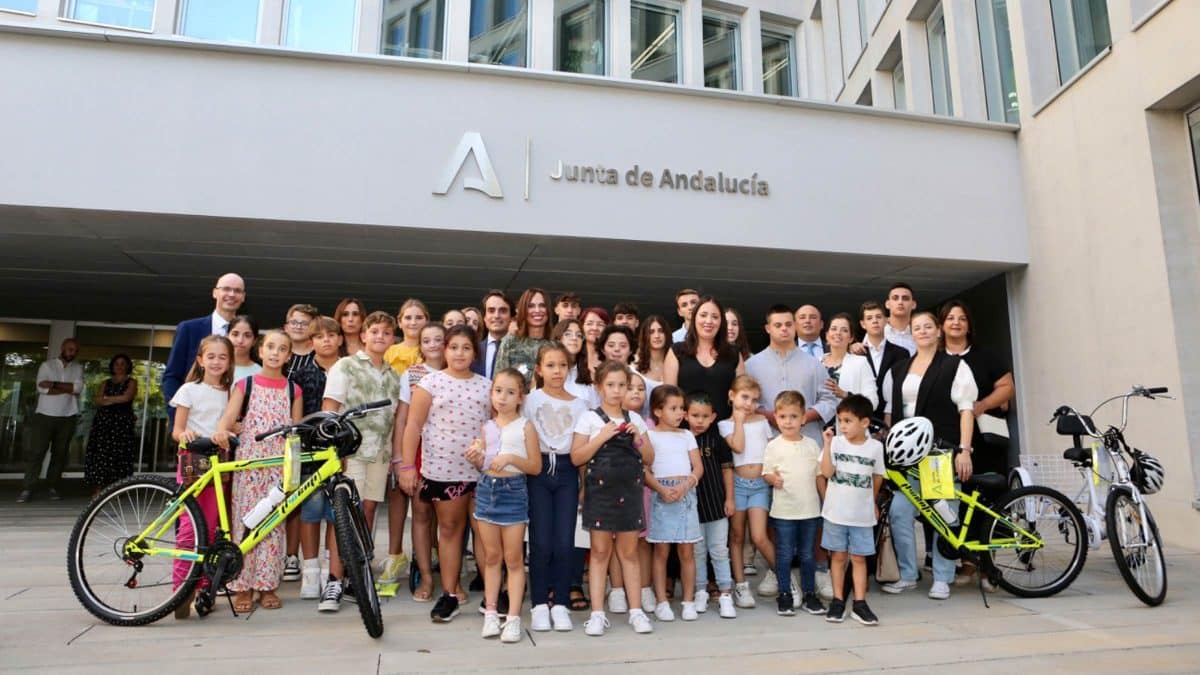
top-left (500, 616), bottom-right (522, 643)
top-left (282, 554), bottom-right (300, 582)
top-left (881, 579), bottom-right (919, 594)
top-left (300, 565), bottom-right (322, 599)
top-left (928, 581), bottom-right (951, 600)
top-left (481, 612), bottom-right (502, 638)
top-left (733, 581), bottom-right (756, 608)
top-left (317, 580), bottom-right (342, 612)
top-left (654, 601), bottom-right (675, 621)
top-left (607, 588), bottom-right (628, 614)
top-left (640, 587), bottom-right (657, 613)
top-left (680, 601), bottom-right (698, 621)
top-left (693, 589), bottom-right (709, 613)
top-left (530, 604), bottom-right (552, 631)
top-left (551, 604), bottom-right (573, 631)
top-left (718, 592), bottom-right (737, 618)
top-left (629, 609), bottom-right (654, 634)
top-left (757, 569), bottom-right (779, 597)
top-left (584, 612), bottom-right (610, 636)
top-left (815, 570), bottom-right (834, 600)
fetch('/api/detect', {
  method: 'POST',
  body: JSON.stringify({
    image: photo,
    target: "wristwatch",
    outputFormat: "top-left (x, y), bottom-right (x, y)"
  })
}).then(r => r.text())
top-left (959, 445), bottom-right (973, 454)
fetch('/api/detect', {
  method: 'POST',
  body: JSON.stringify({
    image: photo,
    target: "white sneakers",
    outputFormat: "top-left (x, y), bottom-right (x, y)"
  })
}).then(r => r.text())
top-left (718, 592), bottom-right (737, 618)
top-left (481, 613), bottom-right (502, 638)
top-left (640, 587), bottom-right (657, 613)
top-left (628, 609), bottom-right (654, 634)
top-left (881, 579), bottom-right (919, 594)
top-left (550, 604), bottom-right (573, 631)
top-left (585, 612), bottom-right (610, 636)
top-left (300, 562), bottom-right (322, 600)
top-left (654, 601), bottom-right (675, 622)
top-left (607, 588), bottom-right (628, 614)
top-left (757, 569), bottom-right (779, 597)
top-left (500, 617), bottom-right (522, 643)
top-left (530, 604), bottom-right (552, 631)
top-left (733, 581), bottom-right (756, 608)
top-left (928, 581), bottom-right (951, 600)
top-left (693, 589), bottom-right (709, 613)
top-left (680, 601), bottom-right (698, 621)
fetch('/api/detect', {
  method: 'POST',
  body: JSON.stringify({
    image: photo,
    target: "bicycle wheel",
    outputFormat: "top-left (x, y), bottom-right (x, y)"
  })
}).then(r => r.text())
top-left (332, 483), bottom-right (384, 638)
top-left (67, 475), bottom-right (207, 625)
top-left (984, 485), bottom-right (1087, 598)
top-left (1106, 487), bottom-right (1167, 606)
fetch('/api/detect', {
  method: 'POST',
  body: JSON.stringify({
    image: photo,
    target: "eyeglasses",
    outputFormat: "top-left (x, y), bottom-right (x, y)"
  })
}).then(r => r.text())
top-left (561, 331), bottom-right (583, 339)
top-left (287, 320), bottom-right (312, 328)
top-left (215, 286), bottom-right (246, 295)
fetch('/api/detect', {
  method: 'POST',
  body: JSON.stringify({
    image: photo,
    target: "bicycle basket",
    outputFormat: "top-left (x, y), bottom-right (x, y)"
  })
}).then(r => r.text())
top-left (1019, 454), bottom-right (1096, 496)
top-left (1129, 450), bottom-right (1164, 495)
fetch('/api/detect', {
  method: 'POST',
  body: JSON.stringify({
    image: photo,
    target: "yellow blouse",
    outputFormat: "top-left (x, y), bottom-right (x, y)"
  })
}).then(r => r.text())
top-left (383, 342), bottom-right (422, 376)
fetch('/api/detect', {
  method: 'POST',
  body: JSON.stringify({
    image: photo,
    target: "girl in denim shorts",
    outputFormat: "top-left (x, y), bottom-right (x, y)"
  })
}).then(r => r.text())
top-left (467, 368), bottom-right (542, 643)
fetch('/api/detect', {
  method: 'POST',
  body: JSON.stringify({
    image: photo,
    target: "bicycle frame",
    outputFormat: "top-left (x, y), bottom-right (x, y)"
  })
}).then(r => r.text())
top-left (124, 445), bottom-right (342, 562)
top-left (887, 468), bottom-right (1044, 553)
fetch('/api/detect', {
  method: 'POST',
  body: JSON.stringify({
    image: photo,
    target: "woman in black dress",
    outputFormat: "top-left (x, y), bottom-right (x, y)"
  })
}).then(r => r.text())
top-left (84, 354), bottom-right (138, 496)
top-left (663, 296), bottom-right (744, 420)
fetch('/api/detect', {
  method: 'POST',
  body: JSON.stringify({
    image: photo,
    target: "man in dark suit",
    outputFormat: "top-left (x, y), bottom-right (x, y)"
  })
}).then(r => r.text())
top-left (161, 273), bottom-right (246, 420)
top-left (471, 289), bottom-right (511, 379)
top-left (857, 301), bottom-right (908, 417)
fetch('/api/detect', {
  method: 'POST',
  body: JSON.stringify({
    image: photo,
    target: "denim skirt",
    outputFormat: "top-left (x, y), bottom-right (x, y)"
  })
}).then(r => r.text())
top-left (475, 474), bottom-right (529, 526)
top-left (647, 478), bottom-right (702, 544)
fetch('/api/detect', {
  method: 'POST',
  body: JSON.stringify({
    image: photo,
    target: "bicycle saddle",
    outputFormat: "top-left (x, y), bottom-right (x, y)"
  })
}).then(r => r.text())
top-left (1062, 446), bottom-right (1092, 465)
top-left (184, 437), bottom-right (240, 454)
top-left (964, 472), bottom-right (1007, 495)
top-left (1055, 412), bottom-right (1094, 437)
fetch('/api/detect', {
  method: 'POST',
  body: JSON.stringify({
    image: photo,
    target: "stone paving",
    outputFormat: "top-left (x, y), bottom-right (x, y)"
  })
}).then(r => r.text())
top-left (2, 491), bottom-right (1198, 674)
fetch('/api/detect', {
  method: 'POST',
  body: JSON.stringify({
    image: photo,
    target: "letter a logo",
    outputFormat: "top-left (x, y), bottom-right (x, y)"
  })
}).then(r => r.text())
top-left (433, 131), bottom-right (503, 199)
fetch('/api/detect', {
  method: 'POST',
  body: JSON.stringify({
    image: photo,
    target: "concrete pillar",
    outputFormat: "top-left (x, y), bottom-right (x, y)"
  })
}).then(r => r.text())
top-left (819, 0), bottom-right (843, 99)
top-left (900, 18), bottom-right (932, 114)
top-left (529, 0), bottom-right (555, 70)
top-left (943, 0), bottom-right (987, 121)
top-left (260, 0), bottom-right (285, 45)
top-left (681, 0), bottom-right (704, 87)
top-left (358, 0), bottom-right (383, 54)
top-left (802, 18), bottom-right (826, 100)
top-left (445, 0), bottom-right (471, 62)
top-left (742, 7), bottom-right (762, 94)
top-left (610, 0), bottom-right (632, 78)
top-left (871, 68), bottom-right (894, 108)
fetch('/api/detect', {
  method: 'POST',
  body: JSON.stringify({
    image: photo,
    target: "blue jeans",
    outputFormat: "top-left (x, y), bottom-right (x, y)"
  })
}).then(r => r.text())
top-left (527, 454), bottom-right (579, 606)
top-left (772, 517), bottom-right (820, 595)
top-left (694, 518), bottom-right (733, 592)
top-left (890, 475), bottom-right (958, 584)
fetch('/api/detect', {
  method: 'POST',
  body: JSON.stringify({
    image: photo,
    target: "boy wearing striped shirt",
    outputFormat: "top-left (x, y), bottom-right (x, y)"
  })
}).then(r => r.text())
top-left (819, 394), bottom-right (884, 626)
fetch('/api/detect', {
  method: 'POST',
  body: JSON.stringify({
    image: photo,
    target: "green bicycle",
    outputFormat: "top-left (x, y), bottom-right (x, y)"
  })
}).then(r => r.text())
top-left (66, 401), bottom-right (391, 637)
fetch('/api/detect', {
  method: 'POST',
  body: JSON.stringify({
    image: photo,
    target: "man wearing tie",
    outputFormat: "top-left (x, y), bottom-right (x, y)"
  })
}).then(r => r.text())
top-left (473, 289), bottom-right (512, 379)
top-left (795, 304), bottom-right (826, 357)
top-left (161, 273), bottom-right (246, 421)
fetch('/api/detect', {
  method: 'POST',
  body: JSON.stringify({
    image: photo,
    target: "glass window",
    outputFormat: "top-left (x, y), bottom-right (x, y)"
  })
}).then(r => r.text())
top-left (1049, 0), bottom-right (1111, 84)
top-left (65, 0), bottom-right (154, 30)
top-left (926, 4), bottom-right (953, 116)
top-left (1189, 108), bottom-right (1200, 207)
top-left (1, 0), bottom-right (38, 14)
top-left (469, 0), bottom-right (528, 66)
top-left (0, 322), bottom-right (50, 474)
top-left (977, 0), bottom-right (1018, 123)
top-left (761, 29), bottom-right (794, 97)
top-left (555, 0), bottom-right (606, 75)
top-left (381, 0), bottom-right (445, 59)
top-left (284, 0), bottom-right (357, 53)
top-left (893, 60), bottom-right (906, 111)
top-left (857, 0), bottom-right (869, 47)
top-left (702, 14), bottom-right (739, 90)
top-left (630, 1), bottom-right (679, 83)
top-left (179, 0), bottom-right (259, 44)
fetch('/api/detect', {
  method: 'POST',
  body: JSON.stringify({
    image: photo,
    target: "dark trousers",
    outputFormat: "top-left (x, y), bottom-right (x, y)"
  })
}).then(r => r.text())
top-left (773, 516), bottom-right (820, 596)
top-left (24, 413), bottom-right (78, 490)
top-left (527, 454), bottom-right (580, 606)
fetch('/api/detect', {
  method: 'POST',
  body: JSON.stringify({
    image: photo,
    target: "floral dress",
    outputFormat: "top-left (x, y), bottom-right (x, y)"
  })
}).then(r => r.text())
top-left (227, 375), bottom-right (295, 593)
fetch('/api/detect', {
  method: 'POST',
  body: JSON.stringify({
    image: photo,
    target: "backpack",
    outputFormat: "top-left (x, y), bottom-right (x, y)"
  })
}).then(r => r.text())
top-left (238, 375), bottom-right (297, 422)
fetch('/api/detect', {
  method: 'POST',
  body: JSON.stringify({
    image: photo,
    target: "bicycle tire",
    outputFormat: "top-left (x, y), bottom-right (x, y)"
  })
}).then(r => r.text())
top-left (333, 483), bottom-right (384, 638)
top-left (67, 474), bottom-right (206, 625)
top-left (1105, 487), bottom-right (1167, 606)
top-left (984, 485), bottom-right (1087, 598)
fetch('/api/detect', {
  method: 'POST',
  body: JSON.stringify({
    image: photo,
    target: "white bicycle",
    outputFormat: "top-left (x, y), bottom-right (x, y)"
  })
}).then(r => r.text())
top-left (1012, 385), bottom-right (1169, 606)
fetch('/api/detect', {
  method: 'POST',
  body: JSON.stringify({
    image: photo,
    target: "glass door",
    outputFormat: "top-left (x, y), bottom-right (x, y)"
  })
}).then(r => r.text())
top-left (0, 322), bottom-right (52, 473)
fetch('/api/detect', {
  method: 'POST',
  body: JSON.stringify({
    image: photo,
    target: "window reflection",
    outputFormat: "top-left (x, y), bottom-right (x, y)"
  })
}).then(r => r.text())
top-left (703, 14), bottom-right (739, 90)
top-left (66, 0), bottom-right (154, 31)
top-left (556, 0), bottom-right (606, 75)
top-left (630, 1), bottom-right (679, 83)
top-left (179, 0), bottom-right (259, 44)
top-left (382, 0), bottom-right (445, 59)
top-left (470, 0), bottom-right (528, 66)
top-left (284, 0), bottom-right (357, 53)
top-left (761, 29), bottom-right (793, 96)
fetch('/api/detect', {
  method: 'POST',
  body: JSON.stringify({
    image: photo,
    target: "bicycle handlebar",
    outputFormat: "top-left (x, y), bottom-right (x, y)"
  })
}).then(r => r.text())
top-left (1050, 385), bottom-right (1171, 437)
top-left (254, 399), bottom-right (392, 442)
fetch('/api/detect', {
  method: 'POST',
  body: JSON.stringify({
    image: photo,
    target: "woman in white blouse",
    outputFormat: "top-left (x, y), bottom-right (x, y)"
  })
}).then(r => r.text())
top-left (880, 311), bottom-right (978, 602)
top-left (820, 313), bottom-right (879, 412)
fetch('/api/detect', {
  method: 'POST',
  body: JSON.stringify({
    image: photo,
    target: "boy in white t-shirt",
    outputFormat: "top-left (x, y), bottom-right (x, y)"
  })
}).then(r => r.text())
top-left (819, 394), bottom-right (884, 626)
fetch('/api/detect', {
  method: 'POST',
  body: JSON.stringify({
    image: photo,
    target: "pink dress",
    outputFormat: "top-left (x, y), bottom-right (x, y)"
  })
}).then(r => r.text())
top-left (227, 375), bottom-right (297, 593)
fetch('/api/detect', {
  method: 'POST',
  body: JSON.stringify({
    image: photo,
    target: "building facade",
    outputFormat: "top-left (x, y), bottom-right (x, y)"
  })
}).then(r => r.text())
top-left (0, 0), bottom-right (1197, 546)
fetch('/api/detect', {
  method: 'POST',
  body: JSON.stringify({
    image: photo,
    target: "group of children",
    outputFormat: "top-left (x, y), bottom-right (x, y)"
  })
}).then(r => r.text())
top-left (165, 301), bottom-right (890, 640)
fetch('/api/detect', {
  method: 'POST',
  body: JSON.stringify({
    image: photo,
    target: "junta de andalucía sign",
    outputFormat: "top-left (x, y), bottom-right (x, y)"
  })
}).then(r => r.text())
top-left (549, 160), bottom-right (769, 197)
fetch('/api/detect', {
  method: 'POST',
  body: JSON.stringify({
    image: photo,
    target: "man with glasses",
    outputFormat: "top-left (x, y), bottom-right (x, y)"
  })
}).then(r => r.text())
top-left (162, 273), bottom-right (246, 422)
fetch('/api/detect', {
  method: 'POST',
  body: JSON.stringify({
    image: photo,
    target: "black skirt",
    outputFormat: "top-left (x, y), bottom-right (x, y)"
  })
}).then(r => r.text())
top-left (582, 437), bottom-right (644, 533)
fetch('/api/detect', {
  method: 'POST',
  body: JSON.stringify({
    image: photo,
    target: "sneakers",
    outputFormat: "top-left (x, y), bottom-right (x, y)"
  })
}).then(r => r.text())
top-left (317, 579), bottom-right (343, 612)
top-left (815, 570), bottom-right (834, 600)
top-left (776, 593), bottom-right (795, 616)
top-left (693, 589), bottom-right (709, 613)
top-left (757, 569), bottom-right (779, 597)
top-left (607, 588), bottom-right (628, 614)
top-left (431, 593), bottom-right (460, 622)
top-left (478, 591), bottom-right (509, 615)
top-left (653, 601), bottom-right (675, 622)
top-left (481, 612), bottom-right (502, 638)
top-left (743, 561), bottom-right (758, 576)
top-left (928, 581), bottom-right (951, 600)
top-left (628, 609), bottom-right (654, 634)
top-left (530, 604), bottom-right (552, 631)
top-left (47, 488), bottom-right (62, 501)
top-left (640, 587), bottom-right (657, 613)
top-left (500, 616), bottom-right (522, 643)
top-left (300, 564), bottom-right (322, 599)
top-left (342, 579), bottom-right (357, 604)
top-left (825, 598), bottom-right (846, 623)
top-left (551, 604), bottom-right (573, 631)
top-left (584, 612), bottom-right (610, 636)
top-left (16, 489), bottom-right (32, 503)
top-left (378, 554), bottom-right (408, 584)
top-left (851, 600), bottom-right (879, 626)
top-left (800, 593), bottom-right (827, 615)
top-left (680, 601), bottom-right (698, 621)
top-left (283, 555), bottom-right (301, 582)
top-left (880, 579), bottom-right (918, 594)
top-left (733, 581), bottom-right (756, 608)
top-left (718, 592), bottom-right (737, 618)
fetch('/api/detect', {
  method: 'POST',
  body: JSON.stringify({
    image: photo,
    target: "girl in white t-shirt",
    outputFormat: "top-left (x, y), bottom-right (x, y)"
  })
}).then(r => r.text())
top-left (168, 335), bottom-right (234, 614)
top-left (645, 385), bottom-right (703, 622)
top-left (466, 368), bottom-right (540, 643)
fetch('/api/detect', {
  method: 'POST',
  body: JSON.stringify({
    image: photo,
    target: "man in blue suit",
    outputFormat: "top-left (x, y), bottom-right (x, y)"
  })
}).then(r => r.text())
top-left (471, 289), bottom-right (511, 379)
top-left (162, 273), bottom-right (246, 421)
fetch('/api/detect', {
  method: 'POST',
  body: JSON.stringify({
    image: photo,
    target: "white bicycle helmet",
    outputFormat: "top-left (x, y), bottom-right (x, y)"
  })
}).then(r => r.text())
top-left (885, 417), bottom-right (934, 467)
top-left (1130, 450), bottom-right (1164, 495)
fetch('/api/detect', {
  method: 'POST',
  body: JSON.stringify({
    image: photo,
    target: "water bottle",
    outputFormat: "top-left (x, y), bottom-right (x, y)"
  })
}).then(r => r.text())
top-left (933, 499), bottom-right (959, 527)
top-left (242, 485), bottom-right (286, 528)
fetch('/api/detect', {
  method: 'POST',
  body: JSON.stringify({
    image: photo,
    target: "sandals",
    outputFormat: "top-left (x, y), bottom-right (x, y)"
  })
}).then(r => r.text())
top-left (259, 591), bottom-right (282, 609)
top-left (569, 586), bottom-right (589, 611)
top-left (233, 591), bottom-right (254, 613)
top-left (412, 581), bottom-right (434, 603)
